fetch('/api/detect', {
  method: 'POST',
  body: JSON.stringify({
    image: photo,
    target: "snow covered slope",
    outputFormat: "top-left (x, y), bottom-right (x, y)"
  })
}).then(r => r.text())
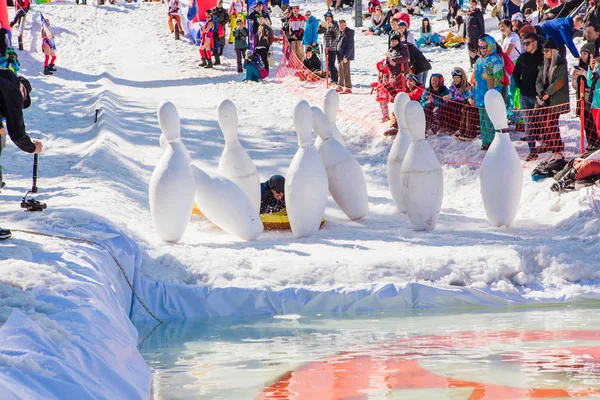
top-left (1, 0), bottom-right (600, 325)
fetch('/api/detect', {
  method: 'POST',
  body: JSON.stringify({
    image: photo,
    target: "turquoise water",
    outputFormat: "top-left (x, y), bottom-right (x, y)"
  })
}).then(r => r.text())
top-left (136, 307), bottom-right (600, 399)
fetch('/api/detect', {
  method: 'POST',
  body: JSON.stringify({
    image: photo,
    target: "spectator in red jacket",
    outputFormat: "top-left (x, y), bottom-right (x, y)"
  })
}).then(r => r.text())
top-left (406, 74), bottom-right (425, 100)
top-left (289, 6), bottom-right (306, 61)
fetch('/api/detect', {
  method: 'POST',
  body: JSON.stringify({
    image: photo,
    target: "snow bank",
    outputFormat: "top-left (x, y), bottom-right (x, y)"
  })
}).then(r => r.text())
top-left (0, 226), bottom-right (151, 399)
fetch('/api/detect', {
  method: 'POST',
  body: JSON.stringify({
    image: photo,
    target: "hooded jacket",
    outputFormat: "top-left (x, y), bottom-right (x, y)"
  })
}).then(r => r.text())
top-left (0, 68), bottom-right (34, 153)
top-left (420, 73), bottom-right (450, 107)
top-left (407, 43), bottom-right (431, 75)
top-left (302, 15), bottom-right (319, 46)
top-left (513, 41), bottom-right (544, 97)
top-left (536, 54), bottom-right (570, 107)
top-left (472, 35), bottom-right (505, 107)
top-left (539, 16), bottom-right (580, 58)
top-left (464, 8), bottom-right (485, 42)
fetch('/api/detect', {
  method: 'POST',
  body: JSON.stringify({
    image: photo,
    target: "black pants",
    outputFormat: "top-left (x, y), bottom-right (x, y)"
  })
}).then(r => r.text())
top-left (327, 49), bottom-right (338, 83)
top-left (10, 9), bottom-right (27, 27)
top-left (256, 47), bottom-right (269, 73)
top-left (446, 7), bottom-right (458, 25)
top-left (468, 40), bottom-right (478, 67)
top-left (235, 48), bottom-right (245, 72)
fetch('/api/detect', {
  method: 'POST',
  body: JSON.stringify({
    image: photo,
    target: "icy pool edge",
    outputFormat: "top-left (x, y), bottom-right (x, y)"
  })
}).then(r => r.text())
top-left (132, 278), bottom-right (600, 320)
top-left (0, 231), bottom-right (152, 399)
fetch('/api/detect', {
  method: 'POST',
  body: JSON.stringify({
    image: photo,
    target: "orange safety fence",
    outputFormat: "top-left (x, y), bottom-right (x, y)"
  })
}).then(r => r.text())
top-left (275, 34), bottom-right (327, 87)
top-left (274, 45), bottom-right (594, 167)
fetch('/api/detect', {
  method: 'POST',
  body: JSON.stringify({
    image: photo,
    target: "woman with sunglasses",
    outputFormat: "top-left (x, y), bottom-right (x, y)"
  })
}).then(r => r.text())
top-left (472, 35), bottom-right (505, 150)
top-left (529, 38), bottom-right (568, 161)
top-left (368, 6), bottom-right (386, 36)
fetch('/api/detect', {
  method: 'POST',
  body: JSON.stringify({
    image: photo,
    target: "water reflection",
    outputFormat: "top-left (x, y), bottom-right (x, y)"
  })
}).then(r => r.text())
top-left (136, 306), bottom-right (600, 399)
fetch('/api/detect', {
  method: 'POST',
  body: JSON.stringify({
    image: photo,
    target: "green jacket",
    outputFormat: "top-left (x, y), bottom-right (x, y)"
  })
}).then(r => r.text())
top-left (233, 27), bottom-right (249, 50)
top-left (536, 55), bottom-right (569, 108)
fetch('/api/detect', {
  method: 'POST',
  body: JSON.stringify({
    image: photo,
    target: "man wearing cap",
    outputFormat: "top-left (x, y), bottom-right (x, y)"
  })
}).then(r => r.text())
top-left (260, 175), bottom-right (286, 214)
top-left (318, 11), bottom-right (340, 84)
top-left (0, 69), bottom-right (42, 239)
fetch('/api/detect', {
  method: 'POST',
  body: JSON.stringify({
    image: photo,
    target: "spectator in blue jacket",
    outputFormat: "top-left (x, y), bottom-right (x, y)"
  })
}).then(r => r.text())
top-left (336, 19), bottom-right (355, 94)
top-left (302, 10), bottom-right (319, 49)
top-left (539, 15), bottom-right (585, 58)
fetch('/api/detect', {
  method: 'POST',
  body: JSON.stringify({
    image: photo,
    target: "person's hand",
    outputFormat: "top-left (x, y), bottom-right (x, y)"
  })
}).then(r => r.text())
top-left (390, 60), bottom-right (396, 66)
top-left (343, 57), bottom-right (347, 63)
top-left (542, 93), bottom-right (549, 101)
top-left (468, 98), bottom-right (475, 105)
top-left (426, 40), bottom-right (430, 44)
top-left (312, 42), bottom-right (316, 46)
top-left (547, 13), bottom-right (554, 18)
top-left (0, 127), bottom-right (4, 136)
top-left (443, 94), bottom-right (451, 101)
top-left (536, 96), bottom-right (544, 105)
top-left (428, 95), bottom-right (434, 103)
top-left (33, 140), bottom-right (43, 154)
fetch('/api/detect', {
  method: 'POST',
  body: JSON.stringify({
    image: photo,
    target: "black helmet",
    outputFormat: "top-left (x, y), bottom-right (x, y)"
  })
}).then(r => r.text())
top-left (268, 175), bottom-right (285, 193)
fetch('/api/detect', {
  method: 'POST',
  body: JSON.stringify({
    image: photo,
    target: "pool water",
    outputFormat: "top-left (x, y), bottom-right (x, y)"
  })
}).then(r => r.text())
top-left (136, 307), bottom-right (600, 399)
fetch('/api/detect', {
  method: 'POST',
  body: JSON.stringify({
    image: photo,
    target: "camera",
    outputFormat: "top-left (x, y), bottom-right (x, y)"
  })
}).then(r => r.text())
top-left (20, 197), bottom-right (47, 212)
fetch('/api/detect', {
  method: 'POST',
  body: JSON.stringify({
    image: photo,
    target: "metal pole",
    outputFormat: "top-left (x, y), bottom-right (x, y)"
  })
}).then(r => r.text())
top-left (32, 154), bottom-right (38, 193)
top-left (354, 0), bottom-right (362, 27)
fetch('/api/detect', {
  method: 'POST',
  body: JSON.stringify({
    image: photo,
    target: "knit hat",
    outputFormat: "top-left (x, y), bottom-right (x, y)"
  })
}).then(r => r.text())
top-left (18, 76), bottom-right (31, 109)
top-left (543, 38), bottom-right (558, 50)
top-left (398, 21), bottom-right (407, 27)
top-left (406, 74), bottom-right (419, 84)
top-left (390, 34), bottom-right (401, 43)
top-left (245, 49), bottom-right (253, 57)
top-left (519, 24), bottom-right (536, 36)
top-left (268, 175), bottom-right (285, 193)
top-left (581, 42), bottom-right (597, 56)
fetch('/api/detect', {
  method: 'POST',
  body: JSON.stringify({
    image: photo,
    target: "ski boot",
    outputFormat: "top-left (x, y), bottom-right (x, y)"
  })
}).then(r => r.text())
top-left (199, 58), bottom-right (207, 67)
top-left (204, 58), bottom-right (213, 69)
top-left (43, 66), bottom-right (53, 75)
top-left (0, 228), bottom-right (11, 240)
top-left (551, 168), bottom-right (577, 192)
top-left (48, 64), bottom-right (57, 72)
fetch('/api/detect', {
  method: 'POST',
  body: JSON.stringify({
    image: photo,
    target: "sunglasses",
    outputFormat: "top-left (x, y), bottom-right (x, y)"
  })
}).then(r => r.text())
top-left (542, 48), bottom-right (552, 52)
top-left (523, 41), bottom-right (533, 46)
top-left (478, 45), bottom-right (488, 50)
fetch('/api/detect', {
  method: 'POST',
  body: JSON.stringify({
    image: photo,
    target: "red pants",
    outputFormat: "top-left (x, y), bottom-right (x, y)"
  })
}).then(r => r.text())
top-left (574, 158), bottom-right (600, 180)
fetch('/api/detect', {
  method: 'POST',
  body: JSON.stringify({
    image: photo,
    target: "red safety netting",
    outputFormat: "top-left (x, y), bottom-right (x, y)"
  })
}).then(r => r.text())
top-left (275, 35), bottom-right (327, 87)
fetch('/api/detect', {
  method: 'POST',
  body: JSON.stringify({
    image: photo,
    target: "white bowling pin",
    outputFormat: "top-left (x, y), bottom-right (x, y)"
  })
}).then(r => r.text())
top-left (315, 89), bottom-right (345, 150)
top-left (387, 93), bottom-right (412, 213)
top-left (400, 101), bottom-right (443, 231)
top-left (149, 100), bottom-right (195, 242)
top-left (191, 165), bottom-right (263, 241)
top-left (216, 100), bottom-right (261, 213)
top-left (286, 101), bottom-right (329, 238)
top-left (159, 134), bottom-right (167, 150)
top-left (312, 106), bottom-right (369, 220)
top-left (480, 90), bottom-right (523, 227)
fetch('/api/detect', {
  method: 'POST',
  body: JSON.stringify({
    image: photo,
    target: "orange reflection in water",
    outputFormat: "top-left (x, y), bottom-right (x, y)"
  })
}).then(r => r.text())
top-left (257, 330), bottom-right (600, 400)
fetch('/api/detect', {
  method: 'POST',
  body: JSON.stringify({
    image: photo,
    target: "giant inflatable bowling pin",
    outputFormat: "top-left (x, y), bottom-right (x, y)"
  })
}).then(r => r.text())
top-left (285, 101), bottom-right (329, 238)
top-left (191, 165), bottom-right (263, 241)
top-left (315, 89), bottom-right (345, 150)
top-left (149, 100), bottom-right (196, 243)
top-left (480, 90), bottom-right (523, 227)
top-left (217, 100), bottom-right (261, 213)
top-left (401, 101), bottom-right (443, 231)
top-left (387, 93), bottom-right (412, 213)
top-left (312, 106), bottom-right (369, 220)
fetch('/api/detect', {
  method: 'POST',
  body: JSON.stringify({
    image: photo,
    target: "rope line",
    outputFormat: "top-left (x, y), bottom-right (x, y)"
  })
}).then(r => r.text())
top-left (11, 229), bottom-right (163, 324)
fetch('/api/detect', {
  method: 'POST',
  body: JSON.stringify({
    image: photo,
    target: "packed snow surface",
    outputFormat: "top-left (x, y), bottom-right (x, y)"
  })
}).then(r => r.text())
top-left (1, 0), bottom-right (600, 324)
